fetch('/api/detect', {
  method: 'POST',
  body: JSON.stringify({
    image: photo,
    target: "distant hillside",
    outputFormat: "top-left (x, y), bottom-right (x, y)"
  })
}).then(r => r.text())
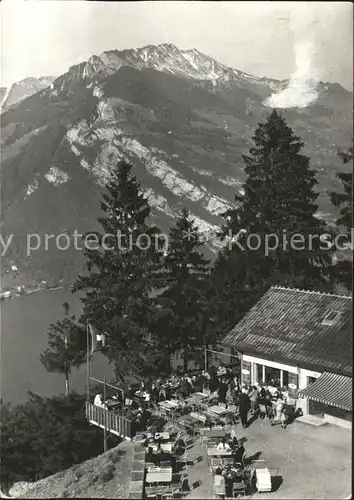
top-left (11, 442), bottom-right (134, 499)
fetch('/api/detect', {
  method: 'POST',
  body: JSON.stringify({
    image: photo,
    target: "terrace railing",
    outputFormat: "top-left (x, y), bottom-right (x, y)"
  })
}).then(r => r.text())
top-left (85, 402), bottom-right (132, 440)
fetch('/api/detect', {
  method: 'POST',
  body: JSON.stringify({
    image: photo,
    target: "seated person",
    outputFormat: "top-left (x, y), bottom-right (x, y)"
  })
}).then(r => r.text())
top-left (124, 408), bottom-right (133, 421)
top-left (112, 390), bottom-right (123, 402)
top-left (233, 464), bottom-right (244, 483)
top-left (173, 438), bottom-right (186, 457)
top-left (155, 450), bottom-right (176, 469)
top-left (146, 446), bottom-right (158, 465)
top-left (217, 438), bottom-right (231, 451)
top-left (233, 444), bottom-right (245, 464)
top-left (93, 393), bottom-right (107, 409)
top-left (217, 364), bottom-right (227, 377)
top-left (230, 436), bottom-right (239, 451)
top-left (180, 473), bottom-right (189, 494)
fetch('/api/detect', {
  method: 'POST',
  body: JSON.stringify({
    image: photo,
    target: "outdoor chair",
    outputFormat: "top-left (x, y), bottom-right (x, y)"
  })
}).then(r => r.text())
top-left (184, 419), bottom-right (198, 438)
top-left (176, 450), bottom-right (188, 470)
top-left (146, 463), bottom-right (160, 471)
top-left (162, 488), bottom-right (174, 498)
top-left (145, 487), bottom-right (158, 499)
top-left (200, 402), bottom-right (209, 412)
top-left (159, 407), bottom-right (169, 418)
top-left (180, 475), bottom-right (190, 495)
top-left (232, 481), bottom-right (246, 498)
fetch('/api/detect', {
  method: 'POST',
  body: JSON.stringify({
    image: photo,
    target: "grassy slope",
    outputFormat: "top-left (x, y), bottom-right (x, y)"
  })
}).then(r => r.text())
top-left (12, 441), bottom-right (134, 499)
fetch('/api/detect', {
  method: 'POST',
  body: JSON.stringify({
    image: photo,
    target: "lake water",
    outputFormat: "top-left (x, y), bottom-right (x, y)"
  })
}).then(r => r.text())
top-left (0, 288), bottom-right (114, 405)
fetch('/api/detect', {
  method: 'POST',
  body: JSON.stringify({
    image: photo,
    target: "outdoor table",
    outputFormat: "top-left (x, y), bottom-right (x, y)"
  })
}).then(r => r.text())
top-left (145, 468), bottom-right (172, 484)
top-left (105, 399), bottom-right (121, 410)
top-left (152, 442), bottom-right (173, 453)
top-left (158, 401), bottom-right (179, 410)
top-left (207, 447), bottom-right (233, 457)
top-left (165, 400), bottom-right (180, 407)
top-left (247, 459), bottom-right (272, 492)
top-left (214, 475), bottom-right (226, 496)
top-left (147, 431), bottom-right (170, 441)
top-left (190, 391), bottom-right (209, 404)
top-left (209, 405), bottom-right (229, 416)
top-left (203, 428), bottom-right (226, 439)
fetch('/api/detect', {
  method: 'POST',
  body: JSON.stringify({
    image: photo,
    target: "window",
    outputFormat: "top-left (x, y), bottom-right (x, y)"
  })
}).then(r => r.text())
top-left (241, 360), bottom-right (251, 385)
top-left (265, 366), bottom-right (281, 387)
top-left (322, 310), bottom-right (341, 325)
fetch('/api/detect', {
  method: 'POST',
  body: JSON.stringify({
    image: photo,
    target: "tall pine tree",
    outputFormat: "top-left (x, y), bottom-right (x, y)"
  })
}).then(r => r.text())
top-left (212, 110), bottom-right (335, 331)
top-left (153, 209), bottom-right (214, 371)
top-left (329, 144), bottom-right (353, 291)
top-left (73, 160), bottom-right (166, 381)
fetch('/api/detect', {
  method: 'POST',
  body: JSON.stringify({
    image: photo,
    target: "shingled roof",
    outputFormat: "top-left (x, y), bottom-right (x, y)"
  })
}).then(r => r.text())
top-left (222, 286), bottom-right (352, 375)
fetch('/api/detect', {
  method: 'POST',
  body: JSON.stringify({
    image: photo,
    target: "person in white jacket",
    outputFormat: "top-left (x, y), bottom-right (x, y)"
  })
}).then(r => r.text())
top-left (94, 393), bottom-right (107, 410)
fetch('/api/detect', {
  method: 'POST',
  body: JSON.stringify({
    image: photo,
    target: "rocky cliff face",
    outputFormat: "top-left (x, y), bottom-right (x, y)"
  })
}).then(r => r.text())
top-left (1, 77), bottom-right (55, 110)
top-left (0, 44), bottom-right (352, 281)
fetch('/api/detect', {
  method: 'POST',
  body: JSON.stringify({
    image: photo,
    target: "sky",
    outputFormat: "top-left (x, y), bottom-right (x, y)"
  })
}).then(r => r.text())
top-left (0, 1), bottom-right (352, 89)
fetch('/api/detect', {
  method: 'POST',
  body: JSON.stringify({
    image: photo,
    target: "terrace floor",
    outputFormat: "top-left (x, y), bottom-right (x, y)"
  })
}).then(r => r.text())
top-left (179, 417), bottom-right (351, 499)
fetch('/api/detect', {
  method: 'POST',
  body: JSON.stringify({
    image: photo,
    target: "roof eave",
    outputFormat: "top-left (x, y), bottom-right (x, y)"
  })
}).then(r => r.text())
top-left (219, 342), bottom-right (352, 377)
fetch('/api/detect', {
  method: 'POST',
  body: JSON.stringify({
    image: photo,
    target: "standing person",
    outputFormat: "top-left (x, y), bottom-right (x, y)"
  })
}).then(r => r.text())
top-left (239, 389), bottom-right (251, 428)
top-left (233, 375), bottom-right (240, 392)
top-left (271, 396), bottom-right (284, 426)
top-left (249, 386), bottom-right (259, 415)
top-left (143, 390), bottom-right (151, 410)
top-left (151, 383), bottom-right (159, 404)
top-left (281, 407), bottom-right (288, 429)
top-left (259, 384), bottom-right (266, 400)
top-left (218, 378), bottom-right (228, 404)
top-left (224, 467), bottom-right (234, 498)
top-left (202, 370), bottom-right (211, 391)
top-left (159, 387), bottom-right (166, 402)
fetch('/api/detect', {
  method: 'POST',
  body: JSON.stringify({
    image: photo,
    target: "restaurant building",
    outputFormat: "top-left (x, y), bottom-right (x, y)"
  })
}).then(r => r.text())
top-left (221, 286), bottom-right (352, 429)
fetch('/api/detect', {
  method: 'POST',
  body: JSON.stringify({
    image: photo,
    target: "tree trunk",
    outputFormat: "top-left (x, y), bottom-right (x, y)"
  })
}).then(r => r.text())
top-left (65, 366), bottom-right (70, 397)
top-left (183, 349), bottom-right (188, 372)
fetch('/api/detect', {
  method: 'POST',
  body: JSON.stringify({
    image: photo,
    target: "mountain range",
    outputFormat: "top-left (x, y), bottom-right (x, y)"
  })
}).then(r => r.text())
top-left (1, 43), bottom-right (352, 283)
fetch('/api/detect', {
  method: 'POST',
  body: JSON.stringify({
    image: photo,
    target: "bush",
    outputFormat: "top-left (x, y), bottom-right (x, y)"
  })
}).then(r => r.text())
top-left (0, 392), bottom-right (103, 488)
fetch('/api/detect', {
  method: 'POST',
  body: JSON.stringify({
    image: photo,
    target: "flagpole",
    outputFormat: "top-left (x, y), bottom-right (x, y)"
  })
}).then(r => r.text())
top-left (86, 321), bottom-right (90, 404)
top-left (103, 371), bottom-right (107, 452)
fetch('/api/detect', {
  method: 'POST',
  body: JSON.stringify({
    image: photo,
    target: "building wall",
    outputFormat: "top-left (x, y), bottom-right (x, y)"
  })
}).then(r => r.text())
top-left (298, 368), bottom-right (322, 390)
top-left (238, 353), bottom-right (335, 417)
top-left (240, 353), bottom-right (300, 395)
